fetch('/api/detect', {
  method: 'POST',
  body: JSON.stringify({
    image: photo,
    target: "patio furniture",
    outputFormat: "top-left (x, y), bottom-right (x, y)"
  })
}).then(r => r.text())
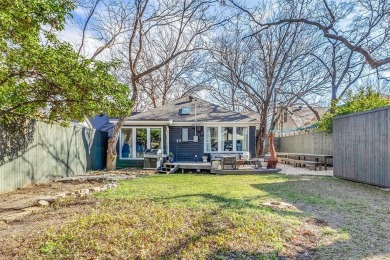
top-left (221, 156), bottom-right (237, 170)
top-left (278, 153), bottom-right (333, 170)
top-left (211, 158), bottom-right (221, 169)
top-left (237, 159), bottom-right (245, 167)
top-left (246, 158), bottom-right (261, 169)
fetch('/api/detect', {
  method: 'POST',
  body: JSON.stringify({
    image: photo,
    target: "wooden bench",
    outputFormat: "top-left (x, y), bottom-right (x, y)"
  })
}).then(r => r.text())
top-left (280, 158), bottom-right (324, 171)
top-left (295, 160), bottom-right (323, 171)
top-left (280, 158), bottom-right (297, 165)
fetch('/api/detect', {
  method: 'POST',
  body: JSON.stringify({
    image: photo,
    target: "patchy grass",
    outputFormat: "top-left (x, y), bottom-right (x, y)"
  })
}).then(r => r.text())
top-left (8, 174), bottom-right (390, 259)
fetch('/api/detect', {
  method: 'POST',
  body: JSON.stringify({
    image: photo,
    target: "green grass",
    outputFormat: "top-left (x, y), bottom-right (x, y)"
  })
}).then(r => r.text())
top-left (25, 174), bottom-right (390, 259)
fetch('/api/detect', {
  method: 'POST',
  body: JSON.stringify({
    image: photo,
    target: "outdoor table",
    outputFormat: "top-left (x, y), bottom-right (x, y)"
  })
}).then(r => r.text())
top-left (280, 153), bottom-right (333, 170)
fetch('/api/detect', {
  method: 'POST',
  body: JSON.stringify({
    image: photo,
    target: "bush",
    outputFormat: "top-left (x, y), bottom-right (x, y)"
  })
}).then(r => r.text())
top-left (317, 88), bottom-right (390, 133)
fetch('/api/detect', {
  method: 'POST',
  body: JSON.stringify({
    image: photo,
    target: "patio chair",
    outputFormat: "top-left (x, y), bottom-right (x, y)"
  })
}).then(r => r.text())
top-left (221, 156), bottom-right (237, 170)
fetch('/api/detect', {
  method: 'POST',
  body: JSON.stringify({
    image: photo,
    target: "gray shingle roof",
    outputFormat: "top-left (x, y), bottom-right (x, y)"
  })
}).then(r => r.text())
top-left (88, 114), bottom-right (114, 136)
top-left (289, 107), bottom-right (329, 128)
top-left (126, 97), bottom-right (258, 123)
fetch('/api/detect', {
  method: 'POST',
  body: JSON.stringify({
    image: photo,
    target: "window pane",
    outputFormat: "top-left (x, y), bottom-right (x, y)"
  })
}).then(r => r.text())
top-left (121, 128), bottom-right (132, 158)
top-left (222, 127), bottom-right (233, 151)
top-left (206, 127), bottom-right (218, 151)
top-left (150, 128), bottom-right (162, 149)
top-left (236, 127), bottom-right (248, 151)
top-left (136, 128), bottom-right (147, 158)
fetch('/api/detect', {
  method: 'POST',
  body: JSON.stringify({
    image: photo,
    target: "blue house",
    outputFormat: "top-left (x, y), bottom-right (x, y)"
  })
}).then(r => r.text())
top-left (109, 96), bottom-right (258, 168)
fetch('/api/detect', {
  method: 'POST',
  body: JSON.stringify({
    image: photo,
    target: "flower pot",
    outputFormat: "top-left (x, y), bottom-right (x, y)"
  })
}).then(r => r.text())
top-left (202, 156), bottom-right (208, 162)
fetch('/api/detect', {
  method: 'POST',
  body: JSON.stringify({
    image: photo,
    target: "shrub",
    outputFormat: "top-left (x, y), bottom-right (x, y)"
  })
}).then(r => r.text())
top-left (317, 88), bottom-right (390, 133)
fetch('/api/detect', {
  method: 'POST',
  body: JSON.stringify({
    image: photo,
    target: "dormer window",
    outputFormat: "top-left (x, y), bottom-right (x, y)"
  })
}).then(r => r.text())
top-left (181, 107), bottom-right (191, 115)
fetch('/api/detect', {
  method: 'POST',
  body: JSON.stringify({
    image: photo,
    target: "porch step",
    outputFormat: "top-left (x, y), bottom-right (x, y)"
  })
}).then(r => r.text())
top-left (158, 164), bottom-right (180, 174)
top-left (168, 165), bottom-right (179, 174)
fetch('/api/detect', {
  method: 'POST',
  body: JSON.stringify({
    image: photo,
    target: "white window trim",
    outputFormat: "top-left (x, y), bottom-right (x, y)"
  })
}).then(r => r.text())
top-left (119, 127), bottom-right (163, 160)
top-left (204, 126), bottom-right (249, 153)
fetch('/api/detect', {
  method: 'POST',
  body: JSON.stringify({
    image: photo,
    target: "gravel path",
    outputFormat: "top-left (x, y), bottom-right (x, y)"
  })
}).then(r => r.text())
top-left (278, 163), bottom-right (333, 176)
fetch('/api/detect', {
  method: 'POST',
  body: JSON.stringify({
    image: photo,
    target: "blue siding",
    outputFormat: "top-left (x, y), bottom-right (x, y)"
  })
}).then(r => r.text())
top-left (116, 125), bottom-right (257, 166)
top-left (170, 125), bottom-right (257, 161)
top-left (169, 126), bottom-right (204, 161)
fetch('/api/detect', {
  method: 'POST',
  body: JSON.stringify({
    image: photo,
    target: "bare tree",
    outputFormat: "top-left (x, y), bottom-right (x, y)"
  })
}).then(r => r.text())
top-left (207, 13), bottom-right (328, 155)
top-left (74, 0), bottom-right (225, 170)
top-left (74, 0), bottom-right (132, 59)
top-left (229, 0), bottom-right (390, 69)
top-left (312, 39), bottom-right (366, 106)
top-left (135, 36), bottom-right (208, 109)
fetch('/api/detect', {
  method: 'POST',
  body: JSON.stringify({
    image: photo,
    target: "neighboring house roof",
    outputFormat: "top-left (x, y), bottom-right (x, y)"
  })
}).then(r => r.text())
top-left (119, 97), bottom-right (258, 124)
top-left (88, 114), bottom-right (114, 136)
top-left (288, 107), bottom-right (328, 129)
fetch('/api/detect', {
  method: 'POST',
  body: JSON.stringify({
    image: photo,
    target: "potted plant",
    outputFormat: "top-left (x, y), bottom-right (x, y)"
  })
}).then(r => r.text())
top-left (202, 155), bottom-right (208, 162)
top-left (168, 152), bottom-right (174, 163)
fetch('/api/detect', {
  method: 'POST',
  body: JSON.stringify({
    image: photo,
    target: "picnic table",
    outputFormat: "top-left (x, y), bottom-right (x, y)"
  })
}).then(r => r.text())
top-left (277, 152), bottom-right (333, 170)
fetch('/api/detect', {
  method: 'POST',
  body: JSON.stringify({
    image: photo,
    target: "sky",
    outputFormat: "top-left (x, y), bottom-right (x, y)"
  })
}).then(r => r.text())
top-left (58, 0), bottom-right (390, 103)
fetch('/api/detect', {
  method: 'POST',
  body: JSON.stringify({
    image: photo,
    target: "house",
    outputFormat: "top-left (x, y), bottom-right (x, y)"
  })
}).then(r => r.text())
top-left (275, 106), bottom-right (328, 135)
top-left (109, 96), bottom-right (258, 168)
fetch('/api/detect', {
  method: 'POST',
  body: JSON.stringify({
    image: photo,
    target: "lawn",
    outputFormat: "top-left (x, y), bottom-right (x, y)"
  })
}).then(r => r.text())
top-left (20, 174), bottom-right (390, 259)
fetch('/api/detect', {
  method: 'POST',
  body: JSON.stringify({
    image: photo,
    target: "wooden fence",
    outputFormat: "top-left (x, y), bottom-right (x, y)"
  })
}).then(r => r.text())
top-left (333, 107), bottom-right (390, 187)
top-left (0, 120), bottom-right (107, 193)
top-left (278, 132), bottom-right (333, 155)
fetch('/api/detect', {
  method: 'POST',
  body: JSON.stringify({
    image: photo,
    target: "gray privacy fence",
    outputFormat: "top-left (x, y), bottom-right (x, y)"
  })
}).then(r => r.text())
top-left (0, 120), bottom-right (107, 193)
top-left (333, 107), bottom-right (390, 187)
top-left (277, 132), bottom-right (333, 155)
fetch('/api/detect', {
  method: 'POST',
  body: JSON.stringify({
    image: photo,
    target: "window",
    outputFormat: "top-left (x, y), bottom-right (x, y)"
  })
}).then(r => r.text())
top-left (181, 107), bottom-right (191, 115)
top-left (206, 127), bottom-right (218, 151)
top-left (236, 127), bottom-right (248, 151)
top-left (205, 126), bottom-right (249, 153)
top-left (222, 127), bottom-right (233, 151)
top-left (150, 128), bottom-right (162, 149)
top-left (136, 128), bottom-right (147, 158)
top-left (120, 128), bottom-right (132, 158)
top-left (120, 127), bottom-right (163, 159)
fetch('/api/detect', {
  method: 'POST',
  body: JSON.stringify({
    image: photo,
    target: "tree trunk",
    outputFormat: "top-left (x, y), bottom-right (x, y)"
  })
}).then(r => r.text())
top-left (256, 114), bottom-right (268, 156)
top-left (106, 115), bottom-right (127, 171)
top-left (256, 129), bottom-right (265, 157)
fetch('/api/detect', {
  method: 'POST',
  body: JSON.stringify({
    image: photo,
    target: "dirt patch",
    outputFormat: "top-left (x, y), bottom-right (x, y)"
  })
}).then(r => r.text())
top-left (262, 201), bottom-right (301, 211)
top-left (0, 198), bottom-right (99, 259)
top-left (0, 168), bottom-right (155, 258)
top-left (281, 218), bottom-right (325, 260)
top-left (261, 176), bottom-right (390, 259)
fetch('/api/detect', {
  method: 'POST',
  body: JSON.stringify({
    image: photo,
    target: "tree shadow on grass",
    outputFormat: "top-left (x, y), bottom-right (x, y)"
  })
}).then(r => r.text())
top-left (251, 178), bottom-right (390, 259)
top-left (158, 208), bottom-right (282, 259)
top-left (157, 193), bottom-right (307, 219)
top-left (156, 192), bottom-right (320, 259)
